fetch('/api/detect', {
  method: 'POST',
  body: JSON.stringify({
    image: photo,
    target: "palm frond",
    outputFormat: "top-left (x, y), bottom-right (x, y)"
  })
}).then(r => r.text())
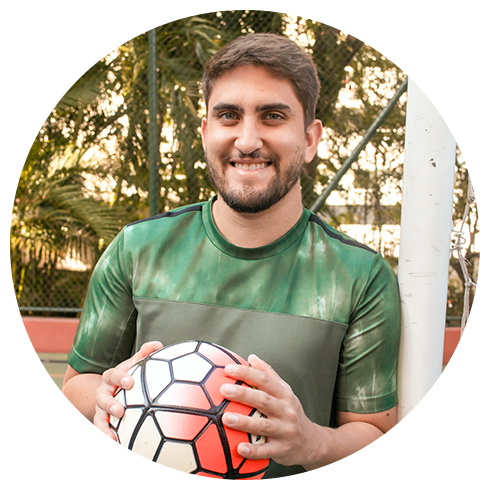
top-left (12, 171), bottom-right (127, 268)
top-left (57, 77), bottom-right (101, 110)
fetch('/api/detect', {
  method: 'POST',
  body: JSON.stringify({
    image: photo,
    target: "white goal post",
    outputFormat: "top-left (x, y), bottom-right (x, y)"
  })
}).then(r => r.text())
top-left (397, 79), bottom-right (457, 421)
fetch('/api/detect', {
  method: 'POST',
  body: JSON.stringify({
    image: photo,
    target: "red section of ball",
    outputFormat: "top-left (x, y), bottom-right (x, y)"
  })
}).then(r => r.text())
top-left (156, 382), bottom-right (210, 410)
top-left (154, 411), bottom-right (208, 440)
top-left (223, 401), bottom-right (253, 469)
top-left (198, 342), bottom-right (247, 366)
top-left (223, 401), bottom-right (269, 474)
top-left (238, 456), bottom-right (270, 475)
top-left (195, 423), bottom-right (228, 474)
top-left (204, 367), bottom-right (232, 407)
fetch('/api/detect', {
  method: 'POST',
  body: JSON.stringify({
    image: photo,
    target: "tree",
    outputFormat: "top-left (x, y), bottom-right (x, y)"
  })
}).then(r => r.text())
top-left (292, 0), bottom-right (411, 207)
top-left (12, 10), bottom-right (478, 319)
top-left (1, 0), bottom-right (409, 216)
top-left (11, 49), bottom-right (132, 310)
top-left (11, 15), bottom-right (225, 313)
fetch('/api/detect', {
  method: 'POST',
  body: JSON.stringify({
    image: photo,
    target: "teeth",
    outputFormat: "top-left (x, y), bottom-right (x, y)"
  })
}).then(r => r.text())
top-left (234, 162), bottom-right (268, 170)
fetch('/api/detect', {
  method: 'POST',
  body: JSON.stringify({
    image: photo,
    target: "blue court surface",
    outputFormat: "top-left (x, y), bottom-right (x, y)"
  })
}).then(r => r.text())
top-left (0, 412), bottom-right (116, 490)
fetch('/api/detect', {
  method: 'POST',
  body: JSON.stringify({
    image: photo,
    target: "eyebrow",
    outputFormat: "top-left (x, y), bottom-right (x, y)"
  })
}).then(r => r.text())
top-left (211, 102), bottom-right (292, 116)
top-left (211, 103), bottom-right (243, 116)
top-left (256, 103), bottom-right (291, 113)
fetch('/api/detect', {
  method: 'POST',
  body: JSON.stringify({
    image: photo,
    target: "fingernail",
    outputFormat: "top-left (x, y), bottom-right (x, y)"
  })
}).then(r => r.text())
top-left (238, 444), bottom-right (250, 456)
top-left (121, 377), bottom-right (130, 389)
top-left (248, 354), bottom-right (261, 364)
top-left (109, 405), bottom-right (119, 417)
top-left (225, 364), bottom-right (238, 374)
top-left (226, 413), bottom-right (239, 425)
top-left (222, 384), bottom-right (236, 396)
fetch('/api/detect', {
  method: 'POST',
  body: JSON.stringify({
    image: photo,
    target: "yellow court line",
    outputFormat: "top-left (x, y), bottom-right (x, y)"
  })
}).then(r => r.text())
top-left (357, 481), bottom-right (373, 490)
top-left (0, 430), bottom-right (87, 444)
top-left (0, 371), bottom-right (65, 378)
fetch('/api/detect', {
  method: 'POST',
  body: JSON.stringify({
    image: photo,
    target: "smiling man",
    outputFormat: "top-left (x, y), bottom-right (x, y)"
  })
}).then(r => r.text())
top-left (203, 65), bottom-right (317, 214)
top-left (202, 63), bottom-right (322, 248)
top-left (62, 33), bottom-right (401, 479)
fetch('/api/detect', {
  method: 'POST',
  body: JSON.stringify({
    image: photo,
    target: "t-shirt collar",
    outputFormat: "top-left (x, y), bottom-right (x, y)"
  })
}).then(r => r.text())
top-left (202, 195), bottom-right (310, 260)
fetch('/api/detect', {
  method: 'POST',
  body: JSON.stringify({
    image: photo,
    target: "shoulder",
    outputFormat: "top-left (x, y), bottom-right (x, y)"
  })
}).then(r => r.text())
top-left (310, 213), bottom-right (395, 283)
top-left (97, 202), bottom-right (206, 266)
top-left (307, 212), bottom-right (377, 255)
top-left (126, 202), bottom-right (205, 229)
top-left (121, 202), bottom-right (206, 243)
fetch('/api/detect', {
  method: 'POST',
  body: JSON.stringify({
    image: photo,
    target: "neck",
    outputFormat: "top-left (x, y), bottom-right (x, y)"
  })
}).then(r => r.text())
top-left (211, 183), bottom-right (304, 248)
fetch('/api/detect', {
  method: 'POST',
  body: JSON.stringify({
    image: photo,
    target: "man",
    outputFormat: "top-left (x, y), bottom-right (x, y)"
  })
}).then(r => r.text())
top-left (62, 33), bottom-right (400, 479)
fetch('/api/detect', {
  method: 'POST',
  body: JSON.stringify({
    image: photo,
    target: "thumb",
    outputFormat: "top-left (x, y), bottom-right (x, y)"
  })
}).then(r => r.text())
top-left (119, 341), bottom-right (163, 372)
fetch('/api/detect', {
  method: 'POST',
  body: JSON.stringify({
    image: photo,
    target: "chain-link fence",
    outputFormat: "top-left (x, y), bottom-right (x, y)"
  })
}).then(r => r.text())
top-left (11, 10), bottom-right (477, 318)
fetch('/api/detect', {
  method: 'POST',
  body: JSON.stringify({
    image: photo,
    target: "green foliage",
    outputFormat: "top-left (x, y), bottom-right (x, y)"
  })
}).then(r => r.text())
top-left (13, 61), bottom-right (130, 309)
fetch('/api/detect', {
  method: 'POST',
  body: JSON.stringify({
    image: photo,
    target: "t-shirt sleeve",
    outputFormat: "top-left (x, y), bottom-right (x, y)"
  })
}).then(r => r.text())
top-left (334, 253), bottom-right (401, 414)
top-left (67, 228), bottom-right (137, 374)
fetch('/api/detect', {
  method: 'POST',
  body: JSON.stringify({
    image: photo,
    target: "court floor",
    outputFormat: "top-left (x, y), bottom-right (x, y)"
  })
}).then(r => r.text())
top-left (0, 351), bottom-right (488, 490)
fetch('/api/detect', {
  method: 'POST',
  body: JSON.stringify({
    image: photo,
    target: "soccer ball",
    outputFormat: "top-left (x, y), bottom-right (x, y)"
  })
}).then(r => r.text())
top-left (109, 340), bottom-right (270, 479)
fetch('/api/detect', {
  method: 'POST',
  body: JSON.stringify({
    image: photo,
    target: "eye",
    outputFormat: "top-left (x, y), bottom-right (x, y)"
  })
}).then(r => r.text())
top-left (219, 112), bottom-right (239, 121)
top-left (264, 113), bottom-right (284, 121)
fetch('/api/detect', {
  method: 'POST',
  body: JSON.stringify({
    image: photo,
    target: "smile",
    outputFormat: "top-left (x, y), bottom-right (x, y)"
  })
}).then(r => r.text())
top-left (232, 162), bottom-right (270, 170)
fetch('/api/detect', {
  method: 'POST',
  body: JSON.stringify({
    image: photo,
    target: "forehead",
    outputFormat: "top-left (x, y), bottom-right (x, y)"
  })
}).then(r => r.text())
top-left (207, 65), bottom-right (302, 111)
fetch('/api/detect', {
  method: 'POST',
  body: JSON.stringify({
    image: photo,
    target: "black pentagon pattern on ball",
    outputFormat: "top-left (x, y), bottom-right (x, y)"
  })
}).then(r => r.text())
top-left (109, 340), bottom-right (269, 479)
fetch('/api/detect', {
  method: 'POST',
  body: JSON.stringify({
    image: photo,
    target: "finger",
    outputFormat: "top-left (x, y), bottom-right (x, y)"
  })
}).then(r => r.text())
top-left (96, 389), bottom-right (125, 419)
top-left (118, 341), bottom-right (163, 372)
top-left (96, 368), bottom-right (131, 416)
top-left (103, 366), bottom-right (134, 389)
top-left (224, 359), bottom-right (286, 399)
top-left (235, 439), bottom-right (282, 461)
top-left (248, 354), bottom-right (283, 383)
top-left (222, 410), bottom-right (271, 437)
top-left (220, 381), bottom-right (281, 419)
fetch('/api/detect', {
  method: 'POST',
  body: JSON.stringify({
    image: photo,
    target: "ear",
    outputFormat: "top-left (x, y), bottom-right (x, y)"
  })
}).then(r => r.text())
top-left (201, 117), bottom-right (207, 152)
top-left (304, 119), bottom-right (323, 164)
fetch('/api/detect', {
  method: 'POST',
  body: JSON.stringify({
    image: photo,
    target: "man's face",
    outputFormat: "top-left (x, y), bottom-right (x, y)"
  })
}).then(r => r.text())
top-left (202, 65), bottom-right (320, 214)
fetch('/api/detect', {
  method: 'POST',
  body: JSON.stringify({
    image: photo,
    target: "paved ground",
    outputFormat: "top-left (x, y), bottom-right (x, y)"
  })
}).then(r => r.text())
top-left (0, 352), bottom-right (488, 490)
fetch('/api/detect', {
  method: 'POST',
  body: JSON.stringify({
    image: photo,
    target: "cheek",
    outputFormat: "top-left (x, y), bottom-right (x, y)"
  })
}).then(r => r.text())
top-left (279, 134), bottom-right (307, 159)
top-left (204, 130), bottom-right (229, 156)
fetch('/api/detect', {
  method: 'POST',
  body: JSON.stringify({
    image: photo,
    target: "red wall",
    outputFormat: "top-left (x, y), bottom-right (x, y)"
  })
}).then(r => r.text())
top-left (23, 316), bottom-right (79, 353)
top-left (443, 327), bottom-right (488, 365)
top-left (22, 316), bottom-right (462, 364)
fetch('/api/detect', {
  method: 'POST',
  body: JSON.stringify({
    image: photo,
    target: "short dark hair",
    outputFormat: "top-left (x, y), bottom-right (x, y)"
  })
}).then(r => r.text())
top-left (201, 33), bottom-right (320, 127)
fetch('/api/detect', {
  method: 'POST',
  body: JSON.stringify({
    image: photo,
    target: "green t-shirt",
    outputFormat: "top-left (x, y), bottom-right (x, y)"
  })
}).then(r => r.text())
top-left (68, 197), bottom-right (400, 478)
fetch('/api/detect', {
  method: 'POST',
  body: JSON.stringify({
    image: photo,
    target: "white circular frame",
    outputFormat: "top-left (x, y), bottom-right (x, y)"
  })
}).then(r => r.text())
top-left (0, 0), bottom-right (490, 490)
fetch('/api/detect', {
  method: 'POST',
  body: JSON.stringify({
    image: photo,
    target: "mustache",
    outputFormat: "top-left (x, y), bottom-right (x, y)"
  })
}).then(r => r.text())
top-left (221, 149), bottom-right (278, 163)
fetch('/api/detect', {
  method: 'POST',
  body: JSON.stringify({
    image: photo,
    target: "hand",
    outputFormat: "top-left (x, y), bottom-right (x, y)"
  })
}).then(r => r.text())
top-left (219, 354), bottom-right (324, 468)
top-left (93, 341), bottom-right (163, 440)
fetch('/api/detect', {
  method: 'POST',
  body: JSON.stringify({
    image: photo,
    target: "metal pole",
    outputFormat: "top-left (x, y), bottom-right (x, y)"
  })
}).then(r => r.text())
top-left (148, 28), bottom-right (159, 216)
top-left (397, 78), bottom-right (456, 421)
top-left (310, 78), bottom-right (408, 214)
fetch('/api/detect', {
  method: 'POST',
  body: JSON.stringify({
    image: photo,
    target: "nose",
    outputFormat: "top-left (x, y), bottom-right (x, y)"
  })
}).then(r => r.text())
top-left (234, 119), bottom-right (263, 156)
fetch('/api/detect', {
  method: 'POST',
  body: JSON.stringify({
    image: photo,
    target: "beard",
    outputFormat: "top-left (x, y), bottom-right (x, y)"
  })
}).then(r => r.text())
top-left (205, 148), bottom-right (305, 214)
